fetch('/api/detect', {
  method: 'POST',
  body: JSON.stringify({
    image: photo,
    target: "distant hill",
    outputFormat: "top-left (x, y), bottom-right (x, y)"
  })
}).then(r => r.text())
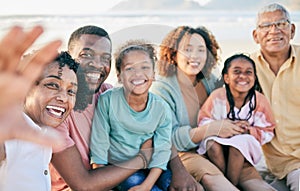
top-left (205, 0), bottom-right (300, 11)
top-left (110, 0), bottom-right (300, 11)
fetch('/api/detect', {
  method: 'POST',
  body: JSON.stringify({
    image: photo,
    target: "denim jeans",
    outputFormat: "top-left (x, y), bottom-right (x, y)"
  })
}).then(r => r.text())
top-left (119, 169), bottom-right (172, 191)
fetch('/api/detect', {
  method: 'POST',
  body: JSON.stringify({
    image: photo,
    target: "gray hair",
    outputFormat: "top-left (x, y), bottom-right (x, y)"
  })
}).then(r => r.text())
top-left (256, 3), bottom-right (291, 25)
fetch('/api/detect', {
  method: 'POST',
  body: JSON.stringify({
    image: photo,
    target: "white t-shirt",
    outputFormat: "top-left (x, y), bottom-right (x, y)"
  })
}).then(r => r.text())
top-left (0, 114), bottom-right (52, 191)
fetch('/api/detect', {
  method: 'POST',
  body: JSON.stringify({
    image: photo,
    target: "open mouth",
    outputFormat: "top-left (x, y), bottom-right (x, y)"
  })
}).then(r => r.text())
top-left (268, 37), bottom-right (283, 42)
top-left (46, 105), bottom-right (66, 118)
top-left (189, 62), bottom-right (200, 67)
top-left (132, 79), bottom-right (146, 86)
top-left (237, 81), bottom-right (248, 85)
top-left (86, 73), bottom-right (101, 81)
top-left (86, 70), bottom-right (107, 84)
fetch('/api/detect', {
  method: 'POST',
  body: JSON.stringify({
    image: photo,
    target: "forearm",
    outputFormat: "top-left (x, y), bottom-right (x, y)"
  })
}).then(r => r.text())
top-left (190, 124), bottom-right (210, 144)
top-left (169, 152), bottom-right (203, 190)
top-left (141, 168), bottom-right (162, 190)
top-left (86, 160), bottom-right (145, 190)
top-left (52, 146), bottom-right (145, 191)
top-left (169, 153), bottom-right (186, 174)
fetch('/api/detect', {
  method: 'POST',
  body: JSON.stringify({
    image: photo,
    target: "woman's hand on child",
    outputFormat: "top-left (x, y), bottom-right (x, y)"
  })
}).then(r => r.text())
top-left (211, 120), bottom-right (244, 138)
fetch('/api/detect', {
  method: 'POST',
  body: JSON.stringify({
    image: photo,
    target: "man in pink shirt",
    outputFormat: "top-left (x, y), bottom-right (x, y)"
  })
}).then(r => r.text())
top-left (50, 25), bottom-right (113, 190)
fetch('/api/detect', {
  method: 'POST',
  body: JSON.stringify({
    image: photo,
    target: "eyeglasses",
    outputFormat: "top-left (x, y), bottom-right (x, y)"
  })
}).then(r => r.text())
top-left (257, 19), bottom-right (290, 32)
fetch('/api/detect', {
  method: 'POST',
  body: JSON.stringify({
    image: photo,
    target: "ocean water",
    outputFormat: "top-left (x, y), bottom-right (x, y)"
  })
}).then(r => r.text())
top-left (1, 10), bottom-right (299, 84)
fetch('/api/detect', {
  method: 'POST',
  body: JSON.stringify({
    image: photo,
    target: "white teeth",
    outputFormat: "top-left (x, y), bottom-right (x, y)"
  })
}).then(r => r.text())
top-left (46, 105), bottom-right (65, 112)
top-left (269, 38), bottom-right (281, 41)
top-left (238, 81), bottom-right (247, 85)
top-left (46, 105), bottom-right (65, 117)
top-left (189, 62), bottom-right (199, 66)
top-left (132, 80), bottom-right (145, 85)
top-left (86, 73), bottom-right (100, 80)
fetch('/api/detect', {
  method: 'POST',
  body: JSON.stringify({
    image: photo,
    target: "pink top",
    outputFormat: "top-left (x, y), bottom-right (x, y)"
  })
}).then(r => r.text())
top-left (197, 88), bottom-right (276, 165)
top-left (50, 83), bottom-right (112, 191)
top-left (198, 88), bottom-right (275, 144)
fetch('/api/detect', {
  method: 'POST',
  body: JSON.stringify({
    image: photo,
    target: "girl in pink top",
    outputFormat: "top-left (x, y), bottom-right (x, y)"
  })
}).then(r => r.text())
top-left (197, 54), bottom-right (275, 186)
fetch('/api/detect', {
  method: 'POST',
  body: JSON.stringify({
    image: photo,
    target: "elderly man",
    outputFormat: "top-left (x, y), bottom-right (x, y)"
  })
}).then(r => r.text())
top-left (251, 3), bottom-right (299, 191)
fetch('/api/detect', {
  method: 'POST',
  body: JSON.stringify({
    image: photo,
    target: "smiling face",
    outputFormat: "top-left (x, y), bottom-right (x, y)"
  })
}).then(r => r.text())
top-left (252, 10), bottom-right (295, 55)
top-left (69, 34), bottom-right (111, 93)
top-left (24, 62), bottom-right (77, 128)
top-left (118, 50), bottom-right (155, 97)
top-left (176, 33), bottom-right (207, 80)
top-left (224, 58), bottom-right (255, 96)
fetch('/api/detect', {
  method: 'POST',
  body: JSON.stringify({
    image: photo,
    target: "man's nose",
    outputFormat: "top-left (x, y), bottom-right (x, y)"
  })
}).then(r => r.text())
top-left (88, 59), bottom-right (104, 69)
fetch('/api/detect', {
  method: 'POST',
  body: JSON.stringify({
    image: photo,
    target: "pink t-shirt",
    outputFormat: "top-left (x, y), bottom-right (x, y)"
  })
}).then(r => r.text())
top-left (50, 83), bottom-right (112, 191)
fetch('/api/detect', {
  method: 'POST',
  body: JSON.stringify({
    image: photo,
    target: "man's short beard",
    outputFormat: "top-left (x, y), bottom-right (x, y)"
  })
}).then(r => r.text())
top-left (90, 83), bottom-right (101, 94)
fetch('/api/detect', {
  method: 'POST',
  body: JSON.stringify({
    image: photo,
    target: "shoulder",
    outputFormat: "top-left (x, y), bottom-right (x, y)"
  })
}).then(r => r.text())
top-left (210, 87), bottom-right (226, 98)
top-left (255, 90), bottom-right (268, 101)
top-left (99, 86), bottom-right (118, 97)
top-left (291, 44), bottom-right (300, 56)
top-left (94, 83), bottom-right (113, 101)
top-left (255, 90), bottom-right (265, 98)
top-left (202, 73), bottom-right (223, 94)
top-left (149, 92), bottom-right (172, 116)
top-left (97, 83), bottom-right (113, 94)
top-left (150, 92), bottom-right (167, 103)
top-left (292, 44), bottom-right (300, 49)
top-left (254, 91), bottom-right (271, 106)
top-left (152, 75), bottom-right (179, 92)
top-left (101, 83), bottom-right (113, 90)
top-left (153, 75), bottom-right (177, 87)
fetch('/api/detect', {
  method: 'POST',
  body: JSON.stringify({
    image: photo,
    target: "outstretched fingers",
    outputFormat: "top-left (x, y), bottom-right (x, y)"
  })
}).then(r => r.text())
top-left (0, 26), bottom-right (43, 71)
top-left (21, 39), bottom-right (62, 83)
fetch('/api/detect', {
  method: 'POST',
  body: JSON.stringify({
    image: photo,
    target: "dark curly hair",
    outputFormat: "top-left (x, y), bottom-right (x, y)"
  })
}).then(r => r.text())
top-left (158, 25), bottom-right (220, 82)
top-left (54, 51), bottom-right (79, 73)
top-left (53, 51), bottom-right (89, 111)
top-left (114, 39), bottom-right (157, 75)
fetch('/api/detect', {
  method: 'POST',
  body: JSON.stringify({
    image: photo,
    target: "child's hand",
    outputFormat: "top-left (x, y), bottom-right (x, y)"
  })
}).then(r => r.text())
top-left (128, 184), bottom-right (150, 191)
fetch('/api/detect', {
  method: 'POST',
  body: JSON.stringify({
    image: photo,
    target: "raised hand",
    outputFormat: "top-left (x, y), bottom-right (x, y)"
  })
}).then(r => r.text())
top-left (0, 25), bottom-right (63, 148)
